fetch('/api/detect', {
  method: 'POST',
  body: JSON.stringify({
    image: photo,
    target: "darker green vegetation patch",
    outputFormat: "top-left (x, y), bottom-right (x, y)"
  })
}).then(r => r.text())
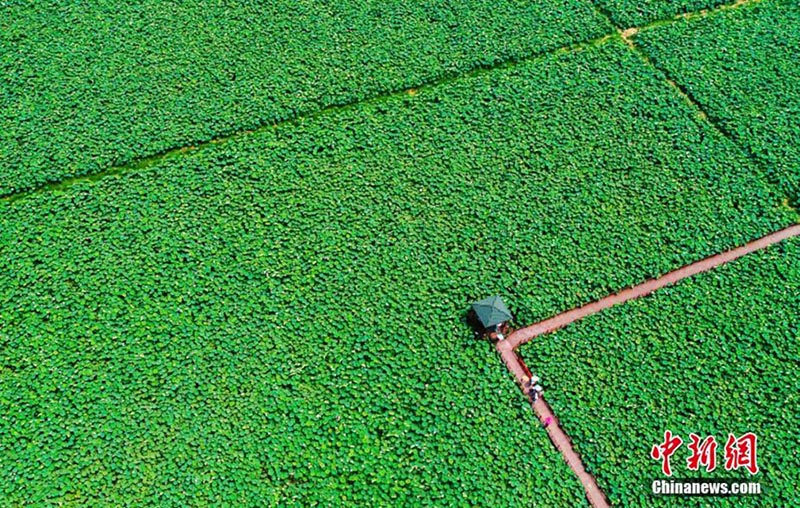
top-left (637, 0), bottom-right (800, 206)
top-left (0, 0), bottom-right (611, 195)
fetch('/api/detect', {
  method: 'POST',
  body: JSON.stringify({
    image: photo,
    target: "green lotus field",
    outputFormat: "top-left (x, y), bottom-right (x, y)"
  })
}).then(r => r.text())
top-left (1, 0), bottom-right (797, 505)
top-left (0, 0), bottom-right (611, 195)
top-left (636, 0), bottom-right (800, 206)
top-left (593, 0), bottom-right (728, 26)
top-left (521, 237), bottom-right (799, 507)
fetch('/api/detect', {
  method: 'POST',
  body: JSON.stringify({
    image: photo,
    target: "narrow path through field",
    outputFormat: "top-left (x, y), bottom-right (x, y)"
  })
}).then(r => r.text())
top-left (495, 224), bottom-right (800, 506)
top-left (503, 224), bottom-right (800, 350)
top-left (498, 347), bottom-right (610, 508)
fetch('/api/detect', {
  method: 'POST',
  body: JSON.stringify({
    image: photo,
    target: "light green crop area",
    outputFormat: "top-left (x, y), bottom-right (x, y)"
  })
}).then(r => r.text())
top-left (0, 0), bottom-right (612, 195)
top-left (0, 39), bottom-right (794, 505)
top-left (522, 237), bottom-right (800, 507)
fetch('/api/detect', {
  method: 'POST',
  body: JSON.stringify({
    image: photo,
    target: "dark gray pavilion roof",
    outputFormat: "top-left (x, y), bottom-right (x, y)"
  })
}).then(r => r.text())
top-left (471, 295), bottom-right (512, 328)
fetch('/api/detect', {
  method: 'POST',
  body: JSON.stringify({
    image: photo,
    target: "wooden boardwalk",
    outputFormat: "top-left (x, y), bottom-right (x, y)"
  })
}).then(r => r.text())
top-left (498, 346), bottom-right (611, 508)
top-left (507, 224), bottom-right (800, 349)
top-left (494, 224), bottom-right (800, 507)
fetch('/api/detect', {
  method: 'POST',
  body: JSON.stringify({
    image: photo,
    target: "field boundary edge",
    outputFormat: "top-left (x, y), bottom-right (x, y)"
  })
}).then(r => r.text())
top-left (1, 0), bottom-right (764, 204)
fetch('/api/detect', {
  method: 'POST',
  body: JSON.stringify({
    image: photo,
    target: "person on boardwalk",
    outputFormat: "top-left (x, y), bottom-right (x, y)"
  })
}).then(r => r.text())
top-left (530, 383), bottom-right (543, 403)
top-left (543, 416), bottom-right (553, 428)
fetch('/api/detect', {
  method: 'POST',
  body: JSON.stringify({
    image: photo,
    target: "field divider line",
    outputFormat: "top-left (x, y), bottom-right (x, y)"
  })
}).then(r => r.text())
top-left (616, 0), bottom-right (798, 209)
top-left (501, 224), bottom-right (800, 351)
top-left (623, 41), bottom-right (798, 211)
top-left (603, 0), bottom-right (767, 44)
top-left (498, 347), bottom-right (611, 508)
top-left (0, 0), bottom-right (764, 204)
top-left (629, 0), bottom-right (765, 38)
top-left (0, 32), bottom-right (614, 204)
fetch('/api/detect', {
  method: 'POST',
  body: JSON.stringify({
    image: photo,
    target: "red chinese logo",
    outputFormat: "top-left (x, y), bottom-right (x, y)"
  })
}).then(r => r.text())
top-left (651, 430), bottom-right (683, 476)
top-left (687, 434), bottom-right (717, 472)
top-left (724, 432), bottom-right (759, 474)
top-left (652, 431), bottom-right (758, 476)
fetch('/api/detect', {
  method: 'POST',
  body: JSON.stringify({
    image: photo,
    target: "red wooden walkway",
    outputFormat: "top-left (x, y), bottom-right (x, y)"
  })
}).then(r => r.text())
top-left (498, 347), bottom-right (611, 508)
top-left (495, 224), bottom-right (800, 507)
top-left (506, 224), bottom-right (800, 350)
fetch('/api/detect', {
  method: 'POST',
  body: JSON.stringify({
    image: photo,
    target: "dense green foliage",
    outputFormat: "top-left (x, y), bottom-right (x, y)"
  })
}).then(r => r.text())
top-left (0, 0), bottom-right (611, 195)
top-left (523, 238), bottom-right (800, 506)
top-left (591, 0), bottom-right (728, 27)
top-left (637, 0), bottom-right (800, 205)
top-left (0, 40), bottom-right (793, 505)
